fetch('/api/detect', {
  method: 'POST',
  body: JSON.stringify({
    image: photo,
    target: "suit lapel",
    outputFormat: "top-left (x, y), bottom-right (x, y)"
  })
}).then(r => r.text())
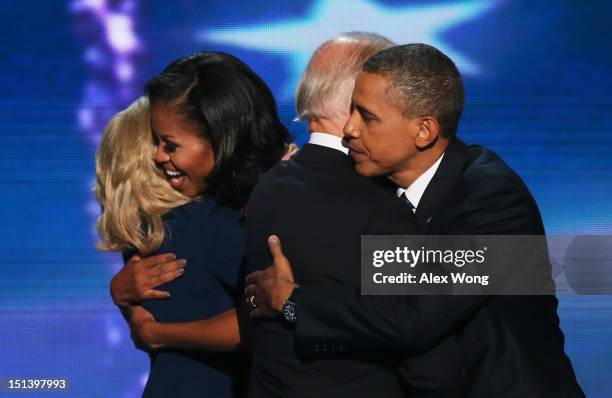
top-left (416, 138), bottom-right (468, 233)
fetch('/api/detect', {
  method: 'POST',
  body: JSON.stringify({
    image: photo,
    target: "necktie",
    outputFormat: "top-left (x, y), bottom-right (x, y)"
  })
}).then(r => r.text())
top-left (399, 192), bottom-right (416, 213)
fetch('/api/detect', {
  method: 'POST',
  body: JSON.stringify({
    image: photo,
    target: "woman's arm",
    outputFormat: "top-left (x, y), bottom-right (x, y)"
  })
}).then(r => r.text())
top-left (128, 203), bottom-right (255, 353)
top-left (129, 306), bottom-right (251, 353)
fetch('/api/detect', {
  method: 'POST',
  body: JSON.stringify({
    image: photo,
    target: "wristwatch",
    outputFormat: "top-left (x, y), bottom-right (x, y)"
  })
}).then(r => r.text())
top-left (281, 284), bottom-right (300, 323)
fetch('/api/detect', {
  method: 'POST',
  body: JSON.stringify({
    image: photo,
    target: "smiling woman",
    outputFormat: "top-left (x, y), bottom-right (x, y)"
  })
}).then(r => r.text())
top-left (95, 51), bottom-right (292, 398)
top-left (151, 102), bottom-right (215, 198)
top-left (95, 97), bottom-right (190, 255)
top-left (144, 51), bottom-right (291, 208)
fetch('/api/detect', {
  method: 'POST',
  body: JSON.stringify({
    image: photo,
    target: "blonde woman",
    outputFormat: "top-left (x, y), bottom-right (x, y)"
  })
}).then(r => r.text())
top-left (96, 52), bottom-right (292, 398)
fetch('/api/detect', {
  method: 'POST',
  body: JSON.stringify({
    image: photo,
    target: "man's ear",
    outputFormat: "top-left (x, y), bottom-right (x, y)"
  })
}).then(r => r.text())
top-left (415, 116), bottom-right (440, 149)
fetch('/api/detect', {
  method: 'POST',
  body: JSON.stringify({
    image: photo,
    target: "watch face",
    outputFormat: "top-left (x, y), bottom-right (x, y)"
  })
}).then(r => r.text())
top-left (282, 301), bottom-right (296, 323)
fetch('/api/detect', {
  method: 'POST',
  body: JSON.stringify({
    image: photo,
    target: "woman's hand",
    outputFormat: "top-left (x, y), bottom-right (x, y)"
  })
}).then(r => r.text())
top-left (110, 253), bottom-right (186, 306)
top-left (282, 143), bottom-right (299, 160)
top-left (129, 306), bottom-right (162, 352)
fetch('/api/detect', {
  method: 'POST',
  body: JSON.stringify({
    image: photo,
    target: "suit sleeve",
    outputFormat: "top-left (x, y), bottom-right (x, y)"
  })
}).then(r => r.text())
top-left (294, 178), bottom-right (540, 355)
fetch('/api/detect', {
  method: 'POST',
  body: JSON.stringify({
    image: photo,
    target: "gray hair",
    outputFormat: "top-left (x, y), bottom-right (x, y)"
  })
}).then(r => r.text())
top-left (296, 32), bottom-right (395, 121)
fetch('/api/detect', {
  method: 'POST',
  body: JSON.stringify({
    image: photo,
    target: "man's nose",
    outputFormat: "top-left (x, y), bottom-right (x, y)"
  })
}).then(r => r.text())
top-left (155, 144), bottom-right (169, 164)
top-left (343, 111), bottom-right (361, 139)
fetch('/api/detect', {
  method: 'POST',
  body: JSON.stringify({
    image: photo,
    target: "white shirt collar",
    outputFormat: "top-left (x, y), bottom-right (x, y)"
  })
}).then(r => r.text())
top-left (396, 154), bottom-right (444, 210)
top-left (308, 132), bottom-right (349, 155)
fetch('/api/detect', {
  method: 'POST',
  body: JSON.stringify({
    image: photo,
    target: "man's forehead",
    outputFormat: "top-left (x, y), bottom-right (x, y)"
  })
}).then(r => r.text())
top-left (353, 71), bottom-right (391, 105)
top-left (356, 71), bottom-right (388, 91)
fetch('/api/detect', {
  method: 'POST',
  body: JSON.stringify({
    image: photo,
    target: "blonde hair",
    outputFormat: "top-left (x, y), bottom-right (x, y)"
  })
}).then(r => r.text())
top-left (95, 97), bottom-right (190, 255)
top-left (296, 32), bottom-right (395, 121)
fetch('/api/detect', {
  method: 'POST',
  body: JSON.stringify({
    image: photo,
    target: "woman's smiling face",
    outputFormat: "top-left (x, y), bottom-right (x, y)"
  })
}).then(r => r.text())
top-left (151, 102), bottom-right (215, 198)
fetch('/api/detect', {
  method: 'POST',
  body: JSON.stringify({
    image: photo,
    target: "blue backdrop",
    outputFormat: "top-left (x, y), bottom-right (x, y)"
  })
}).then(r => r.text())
top-left (1, 0), bottom-right (611, 396)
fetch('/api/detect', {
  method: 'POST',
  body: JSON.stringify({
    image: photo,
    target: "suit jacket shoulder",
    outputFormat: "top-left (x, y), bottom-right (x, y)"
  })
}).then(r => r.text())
top-left (420, 139), bottom-right (546, 235)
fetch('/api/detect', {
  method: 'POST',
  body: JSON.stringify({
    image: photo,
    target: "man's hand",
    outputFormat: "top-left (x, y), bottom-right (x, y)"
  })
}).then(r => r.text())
top-left (110, 253), bottom-right (186, 306)
top-left (244, 235), bottom-right (297, 319)
top-left (129, 305), bottom-right (162, 352)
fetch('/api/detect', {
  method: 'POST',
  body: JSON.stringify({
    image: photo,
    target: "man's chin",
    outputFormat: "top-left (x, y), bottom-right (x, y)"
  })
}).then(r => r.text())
top-left (354, 162), bottom-right (384, 178)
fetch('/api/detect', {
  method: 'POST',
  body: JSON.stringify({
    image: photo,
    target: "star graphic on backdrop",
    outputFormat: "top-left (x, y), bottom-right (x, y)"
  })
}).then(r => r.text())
top-left (199, 0), bottom-right (495, 96)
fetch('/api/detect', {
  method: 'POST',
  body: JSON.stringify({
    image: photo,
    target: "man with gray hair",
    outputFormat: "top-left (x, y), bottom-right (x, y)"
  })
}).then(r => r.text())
top-left (247, 43), bottom-right (584, 397)
top-left (244, 32), bottom-right (441, 398)
top-left (295, 31), bottom-right (393, 130)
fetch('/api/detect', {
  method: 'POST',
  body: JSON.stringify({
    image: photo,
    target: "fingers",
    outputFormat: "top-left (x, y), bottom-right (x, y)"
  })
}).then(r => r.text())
top-left (143, 289), bottom-right (172, 300)
top-left (242, 236), bottom-right (296, 319)
top-left (146, 259), bottom-right (186, 286)
top-left (125, 258), bottom-right (185, 302)
top-left (139, 253), bottom-right (177, 270)
top-left (136, 269), bottom-right (183, 297)
top-left (136, 305), bottom-right (156, 321)
top-left (281, 144), bottom-right (299, 160)
top-left (244, 292), bottom-right (260, 309)
top-left (245, 270), bottom-right (265, 286)
top-left (268, 235), bottom-right (294, 281)
top-left (128, 305), bottom-right (146, 322)
top-left (160, 259), bottom-right (187, 274)
top-left (129, 305), bottom-right (157, 328)
top-left (243, 283), bottom-right (256, 298)
top-left (267, 235), bottom-right (285, 262)
top-left (249, 307), bottom-right (275, 319)
top-left (243, 283), bottom-right (267, 309)
top-left (158, 266), bottom-right (185, 285)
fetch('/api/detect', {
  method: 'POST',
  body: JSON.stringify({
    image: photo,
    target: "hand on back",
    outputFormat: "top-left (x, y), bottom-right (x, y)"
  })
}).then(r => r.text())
top-left (110, 253), bottom-right (186, 306)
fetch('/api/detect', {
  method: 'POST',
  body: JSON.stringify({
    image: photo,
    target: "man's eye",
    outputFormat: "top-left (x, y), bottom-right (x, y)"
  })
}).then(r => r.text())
top-left (356, 107), bottom-right (375, 122)
top-left (361, 113), bottom-right (373, 121)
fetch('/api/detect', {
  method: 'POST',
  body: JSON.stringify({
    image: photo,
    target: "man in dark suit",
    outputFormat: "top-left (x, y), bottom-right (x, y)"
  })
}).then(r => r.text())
top-left (244, 34), bottom-right (463, 398)
top-left (246, 44), bottom-right (584, 397)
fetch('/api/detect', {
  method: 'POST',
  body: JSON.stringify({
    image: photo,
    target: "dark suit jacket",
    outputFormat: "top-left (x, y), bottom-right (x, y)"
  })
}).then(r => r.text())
top-left (292, 138), bottom-right (585, 398)
top-left (245, 143), bottom-right (451, 398)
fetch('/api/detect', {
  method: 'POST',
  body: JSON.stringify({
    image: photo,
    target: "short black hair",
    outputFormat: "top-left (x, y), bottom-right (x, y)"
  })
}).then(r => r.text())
top-left (145, 51), bottom-right (291, 208)
top-left (363, 43), bottom-right (465, 138)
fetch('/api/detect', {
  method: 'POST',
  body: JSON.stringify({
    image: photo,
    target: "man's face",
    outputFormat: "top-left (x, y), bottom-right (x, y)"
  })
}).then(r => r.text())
top-left (344, 72), bottom-right (421, 179)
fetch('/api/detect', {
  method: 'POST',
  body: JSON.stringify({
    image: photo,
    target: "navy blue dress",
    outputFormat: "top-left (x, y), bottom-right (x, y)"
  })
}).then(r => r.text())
top-left (135, 199), bottom-right (247, 398)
